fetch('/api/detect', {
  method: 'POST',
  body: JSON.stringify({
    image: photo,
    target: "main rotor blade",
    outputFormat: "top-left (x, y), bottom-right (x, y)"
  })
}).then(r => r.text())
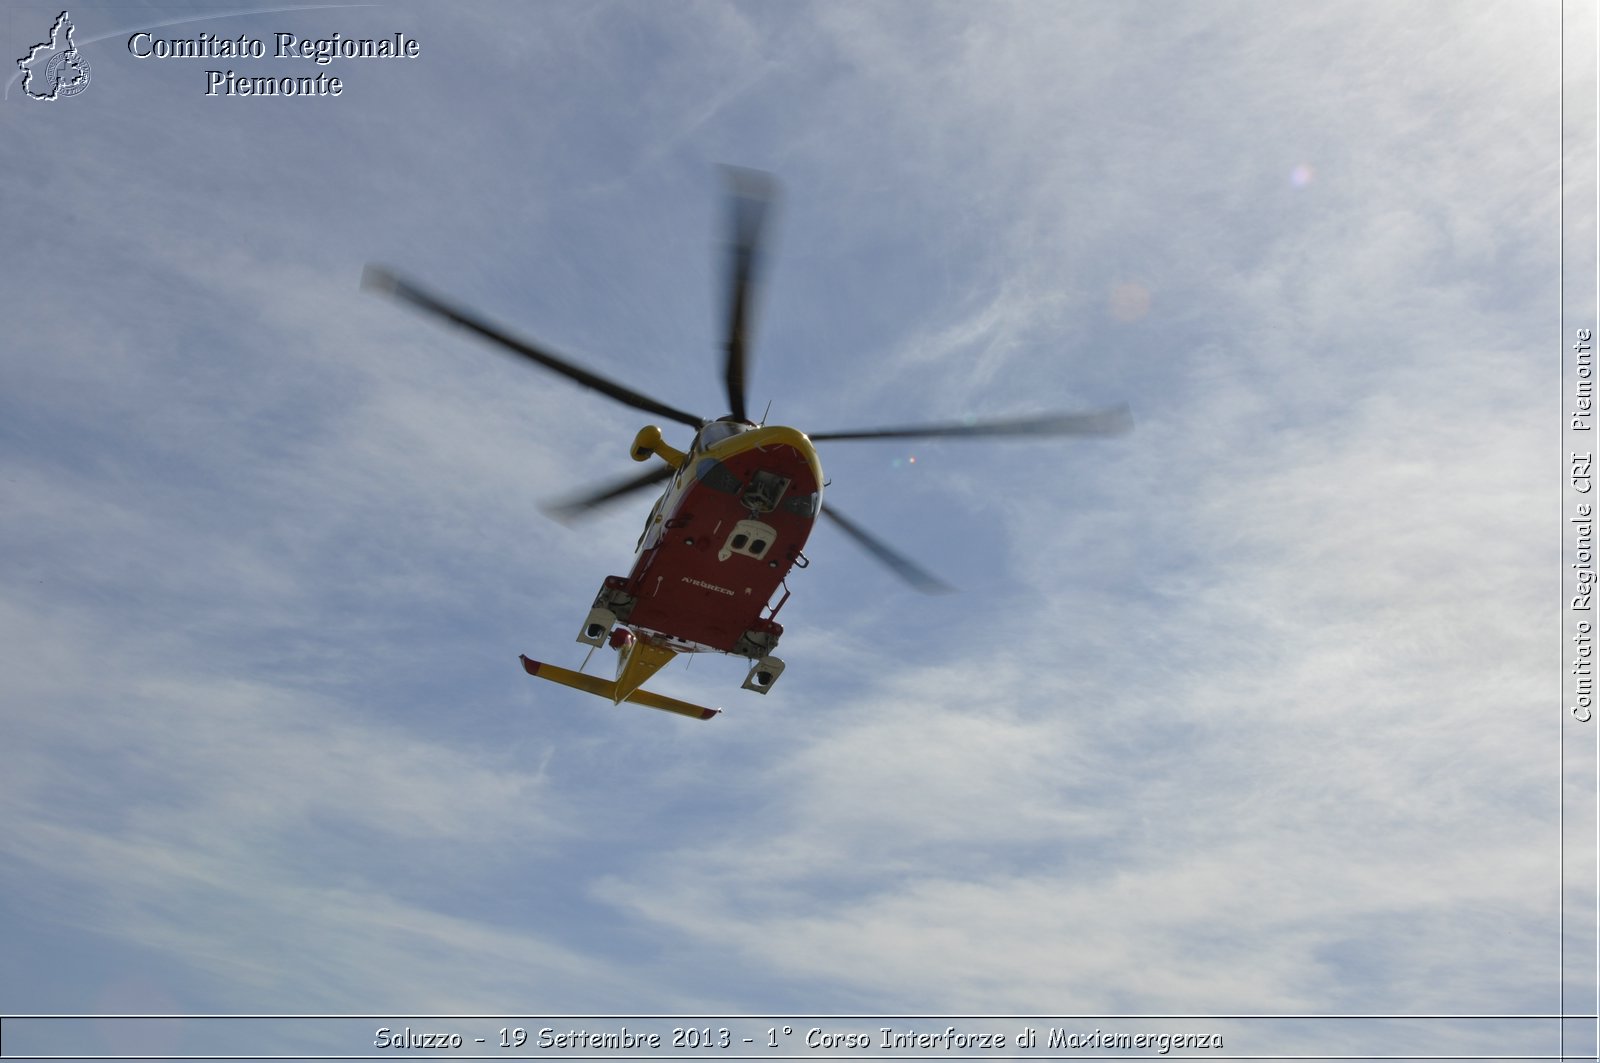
top-left (721, 167), bottom-right (777, 423)
top-left (820, 505), bottom-right (953, 595)
top-left (810, 405), bottom-right (1133, 442)
top-left (542, 464), bottom-right (676, 523)
top-left (363, 265), bottom-right (706, 429)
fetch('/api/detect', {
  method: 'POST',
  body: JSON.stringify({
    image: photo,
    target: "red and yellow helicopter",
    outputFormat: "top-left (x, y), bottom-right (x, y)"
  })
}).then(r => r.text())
top-left (364, 169), bottom-right (1129, 720)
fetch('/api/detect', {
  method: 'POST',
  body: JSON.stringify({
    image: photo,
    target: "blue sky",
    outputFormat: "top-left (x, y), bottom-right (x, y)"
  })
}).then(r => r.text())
top-left (0, 0), bottom-right (1581, 1054)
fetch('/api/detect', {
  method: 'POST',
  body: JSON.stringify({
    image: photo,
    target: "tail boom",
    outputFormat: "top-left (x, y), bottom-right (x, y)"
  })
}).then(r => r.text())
top-left (519, 655), bottom-right (720, 721)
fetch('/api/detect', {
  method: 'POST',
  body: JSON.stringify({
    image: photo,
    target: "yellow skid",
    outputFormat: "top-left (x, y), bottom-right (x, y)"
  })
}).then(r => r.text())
top-left (519, 655), bottom-right (720, 721)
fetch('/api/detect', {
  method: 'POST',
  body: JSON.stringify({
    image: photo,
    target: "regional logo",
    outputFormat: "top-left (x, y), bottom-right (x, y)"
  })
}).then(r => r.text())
top-left (17, 11), bottom-right (91, 100)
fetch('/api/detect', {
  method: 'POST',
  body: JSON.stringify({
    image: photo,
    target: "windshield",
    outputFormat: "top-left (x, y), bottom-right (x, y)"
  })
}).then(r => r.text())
top-left (697, 420), bottom-right (753, 448)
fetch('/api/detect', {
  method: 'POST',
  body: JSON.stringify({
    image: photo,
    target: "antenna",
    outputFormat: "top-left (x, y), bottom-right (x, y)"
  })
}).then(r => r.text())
top-left (760, 399), bottom-right (772, 425)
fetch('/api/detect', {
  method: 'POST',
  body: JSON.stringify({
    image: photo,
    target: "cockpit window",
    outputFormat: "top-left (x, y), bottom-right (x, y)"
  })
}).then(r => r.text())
top-left (697, 420), bottom-right (752, 449)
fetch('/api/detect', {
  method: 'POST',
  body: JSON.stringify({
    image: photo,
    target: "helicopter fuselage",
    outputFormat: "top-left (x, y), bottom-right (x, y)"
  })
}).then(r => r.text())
top-left (528, 420), bottom-right (822, 718)
top-left (619, 420), bottom-right (822, 655)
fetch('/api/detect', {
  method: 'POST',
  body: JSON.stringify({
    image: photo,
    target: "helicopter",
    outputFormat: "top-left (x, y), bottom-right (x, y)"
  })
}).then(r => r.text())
top-left (363, 168), bottom-right (1130, 721)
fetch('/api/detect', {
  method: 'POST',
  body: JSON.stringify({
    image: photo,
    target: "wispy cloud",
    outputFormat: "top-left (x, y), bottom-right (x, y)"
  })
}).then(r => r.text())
top-left (0, 0), bottom-right (1561, 1031)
